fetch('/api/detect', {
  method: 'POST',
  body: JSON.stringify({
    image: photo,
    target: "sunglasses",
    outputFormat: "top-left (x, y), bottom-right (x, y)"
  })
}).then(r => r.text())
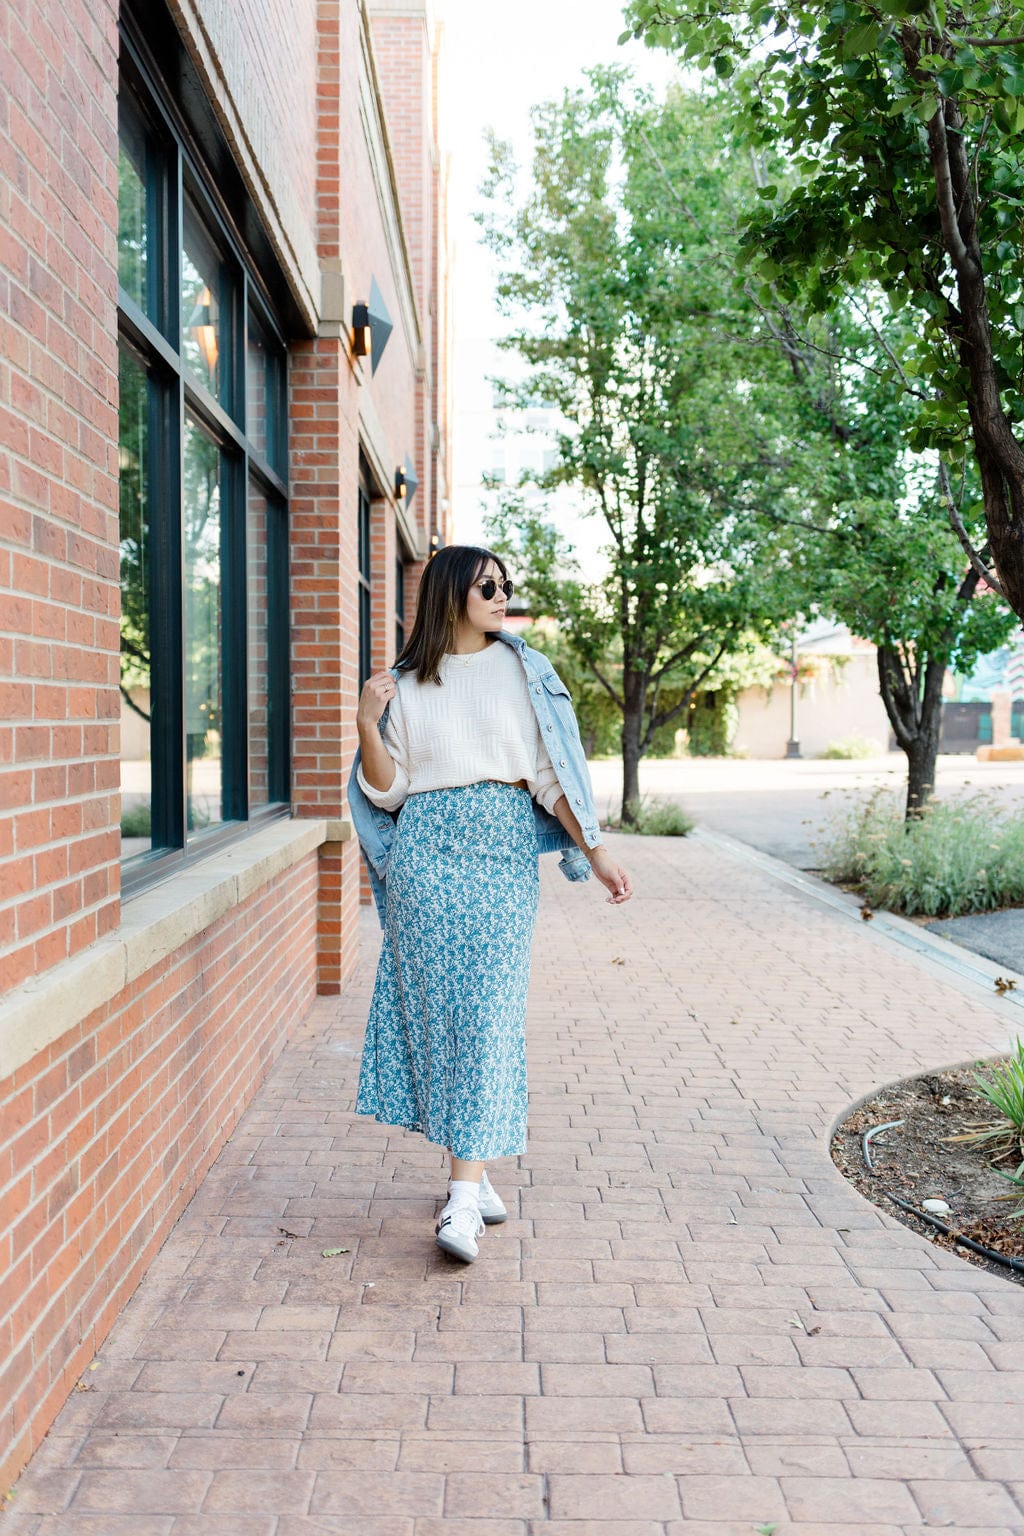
top-left (474, 578), bottom-right (515, 601)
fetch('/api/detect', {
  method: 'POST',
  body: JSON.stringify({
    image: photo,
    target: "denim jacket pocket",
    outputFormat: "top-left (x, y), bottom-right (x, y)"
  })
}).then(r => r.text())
top-left (540, 670), bottom-right (571, 698)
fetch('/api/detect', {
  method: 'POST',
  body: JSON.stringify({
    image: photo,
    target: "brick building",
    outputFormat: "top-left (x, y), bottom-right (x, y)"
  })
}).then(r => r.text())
top-left (0, 0), bottom-right (451, 1485)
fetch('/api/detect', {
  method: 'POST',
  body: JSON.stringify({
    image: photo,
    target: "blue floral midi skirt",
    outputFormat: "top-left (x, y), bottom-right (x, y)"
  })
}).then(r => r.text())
top-left (356, 781), bottom-right (540, 1160)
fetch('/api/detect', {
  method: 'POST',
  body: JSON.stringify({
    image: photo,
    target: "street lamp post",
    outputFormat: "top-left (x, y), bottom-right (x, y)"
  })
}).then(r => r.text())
top-left (786, 631), bottom-right (802, 759)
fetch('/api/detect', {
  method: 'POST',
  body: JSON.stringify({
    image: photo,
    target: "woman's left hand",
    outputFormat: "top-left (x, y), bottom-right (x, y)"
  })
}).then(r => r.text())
top-left (588, 846), bottom-right (633, 905)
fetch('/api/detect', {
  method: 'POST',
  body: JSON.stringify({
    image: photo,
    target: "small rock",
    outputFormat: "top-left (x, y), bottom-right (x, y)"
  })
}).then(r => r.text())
top-left (922, 1198), bottom-right (951, 1215)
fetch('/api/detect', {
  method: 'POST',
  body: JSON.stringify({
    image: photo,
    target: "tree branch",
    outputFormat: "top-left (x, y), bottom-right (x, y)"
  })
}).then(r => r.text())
top-left (119, 682), bottom-right (151, 723)
top-left (589, 662), bottom-right (625, 712)
top-left (649, 639), bottom-right (731, 736)
top-left (927, 105), bottom-right (972, 273)
top-left (649, 639), bottom-right (702, 684)
top-left (938, 458), bottom-right (1007, 598)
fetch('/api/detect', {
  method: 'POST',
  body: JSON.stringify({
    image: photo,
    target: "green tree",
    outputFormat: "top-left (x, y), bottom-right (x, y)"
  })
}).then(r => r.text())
top-left (750, 304), bottom-right (1015, 814)
top-left (479, 70), bottom-right (797, 821)
top-left (626, 0), bottom-right (1024, 625)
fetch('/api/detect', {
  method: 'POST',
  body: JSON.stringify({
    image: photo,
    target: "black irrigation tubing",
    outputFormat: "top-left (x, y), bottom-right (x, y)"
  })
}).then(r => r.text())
top-left (883, 1190), bottom-right (1024, 1276)
top-left (859, 1117), bottom-right (1024, 1276)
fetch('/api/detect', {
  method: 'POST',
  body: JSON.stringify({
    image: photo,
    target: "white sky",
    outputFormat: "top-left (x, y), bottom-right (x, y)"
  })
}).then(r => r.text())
top-left (434, 0), bottom-right (678, 546)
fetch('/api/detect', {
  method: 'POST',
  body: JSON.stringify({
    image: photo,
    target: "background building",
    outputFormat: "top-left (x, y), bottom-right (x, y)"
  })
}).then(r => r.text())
top-left (0, 0), bottom-right (450, 1484)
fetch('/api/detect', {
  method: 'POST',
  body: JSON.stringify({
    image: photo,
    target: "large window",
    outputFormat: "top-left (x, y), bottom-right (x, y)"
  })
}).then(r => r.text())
top-left (117, 61), bottom-right (289, 888)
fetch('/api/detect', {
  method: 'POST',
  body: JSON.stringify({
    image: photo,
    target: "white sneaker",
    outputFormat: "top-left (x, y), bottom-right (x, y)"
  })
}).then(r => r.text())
top-left (435, 1204), bottom-right (485, 1262)
top-left (477, 1170), bottom-right (508, 1225)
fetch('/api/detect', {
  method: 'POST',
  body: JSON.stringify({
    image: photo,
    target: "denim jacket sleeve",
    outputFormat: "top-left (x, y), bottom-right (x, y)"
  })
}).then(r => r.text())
top-left (516, 639), bottom-right (603, 854)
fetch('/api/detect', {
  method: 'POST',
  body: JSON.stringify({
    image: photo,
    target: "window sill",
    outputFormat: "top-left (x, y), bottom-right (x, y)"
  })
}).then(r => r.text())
top-left (0, 817), bottom-right (351, 1084)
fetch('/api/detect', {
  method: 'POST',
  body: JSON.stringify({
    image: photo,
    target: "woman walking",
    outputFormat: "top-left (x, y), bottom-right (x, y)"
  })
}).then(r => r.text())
top-left (349, 545), bottom-right (632, 1263)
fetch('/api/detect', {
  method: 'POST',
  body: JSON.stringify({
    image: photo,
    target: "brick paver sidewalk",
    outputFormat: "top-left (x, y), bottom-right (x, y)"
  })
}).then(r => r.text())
top-left (7, 833), bottom-right (1024, 1534)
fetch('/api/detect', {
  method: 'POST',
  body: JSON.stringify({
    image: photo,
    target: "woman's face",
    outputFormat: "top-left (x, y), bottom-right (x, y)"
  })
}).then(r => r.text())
top-left (463, 559), bottom-right (510, 636)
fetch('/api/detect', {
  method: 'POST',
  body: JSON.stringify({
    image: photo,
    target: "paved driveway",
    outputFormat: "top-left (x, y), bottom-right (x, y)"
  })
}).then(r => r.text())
top-left (6, 832), bottom-right (1024, 1534)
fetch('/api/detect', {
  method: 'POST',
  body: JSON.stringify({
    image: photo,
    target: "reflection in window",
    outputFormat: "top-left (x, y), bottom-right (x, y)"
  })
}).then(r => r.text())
top-left (183, 419), bottom-right (223, 836)
top-left (118, 348), bottom-right (153, 857)
top-left (247, 480), bottom-right (270, 810)
top-left (118, 98), bottom-right (149, 314)
top-left (182, 210), bottom-right (226, 401)
top-left (247, 311), bottom-right (286, 474)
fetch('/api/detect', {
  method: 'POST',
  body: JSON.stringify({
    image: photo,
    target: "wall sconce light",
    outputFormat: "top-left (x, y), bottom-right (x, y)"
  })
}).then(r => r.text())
top-left (351, 301), bottom-right (371, 358)
top-left (395, 456), bottom-right (419, 506)
top-left (187, 285), bottom-right (219, 376)
top-left (350, 277), bottom-right (394, 373)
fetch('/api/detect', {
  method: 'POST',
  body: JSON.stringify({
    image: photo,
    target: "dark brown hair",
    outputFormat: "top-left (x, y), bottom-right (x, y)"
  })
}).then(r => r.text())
top-left (396, 544), bottom-right (508, 684)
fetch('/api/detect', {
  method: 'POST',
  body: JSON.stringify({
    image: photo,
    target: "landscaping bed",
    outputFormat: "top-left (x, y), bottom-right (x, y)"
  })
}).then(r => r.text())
top-left (831, 1062), bottom-right (1024, 1285)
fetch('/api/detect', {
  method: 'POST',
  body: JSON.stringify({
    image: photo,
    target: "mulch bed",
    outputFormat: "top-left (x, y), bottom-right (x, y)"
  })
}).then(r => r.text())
top-left (830, 1063), bottom-right (1024, 1285)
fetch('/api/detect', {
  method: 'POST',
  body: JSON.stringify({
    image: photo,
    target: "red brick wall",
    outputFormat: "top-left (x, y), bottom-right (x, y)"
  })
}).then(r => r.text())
top-left (0, 0), bottom-right (121, 996)
top-left (0, 852), bottom-right (319, 1489)
top-left (369, 7), bottom-right (450, 547)
top-left (289, 3), bottom-right (373, 974)
top-left (288, 331), bottom-right (363, 984)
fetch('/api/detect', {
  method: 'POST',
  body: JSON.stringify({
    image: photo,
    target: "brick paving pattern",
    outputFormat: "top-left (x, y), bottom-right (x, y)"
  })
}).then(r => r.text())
top-left (7, 834), bottom-right (1024, 1533)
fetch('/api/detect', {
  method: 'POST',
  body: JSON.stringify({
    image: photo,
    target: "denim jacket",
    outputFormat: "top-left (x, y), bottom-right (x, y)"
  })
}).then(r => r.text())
top-left (347, 630), bottom-right (602, 921)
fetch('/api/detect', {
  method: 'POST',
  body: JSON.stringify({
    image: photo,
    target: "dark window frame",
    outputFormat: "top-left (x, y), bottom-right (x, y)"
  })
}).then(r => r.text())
top-left (117, 31), bottom-right (290, 896)
top-left (357, 476), bottom-right (373, 691)
top-left (394, 550), bottom-right (407, 662)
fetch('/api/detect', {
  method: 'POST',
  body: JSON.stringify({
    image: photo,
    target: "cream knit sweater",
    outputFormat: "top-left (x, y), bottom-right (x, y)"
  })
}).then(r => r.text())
top-left (356, 640), bottom-right (563, 814)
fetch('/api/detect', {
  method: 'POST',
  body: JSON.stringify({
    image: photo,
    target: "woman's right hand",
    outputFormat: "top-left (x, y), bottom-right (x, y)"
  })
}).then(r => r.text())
top-left (357, 671), bottom-right (398, 729)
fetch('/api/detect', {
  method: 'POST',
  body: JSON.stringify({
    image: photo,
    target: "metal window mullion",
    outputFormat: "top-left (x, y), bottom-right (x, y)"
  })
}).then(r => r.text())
top-left (246, 454), bottom-right (288, 503)
top-left (182, 376), bottom-right (247, 455)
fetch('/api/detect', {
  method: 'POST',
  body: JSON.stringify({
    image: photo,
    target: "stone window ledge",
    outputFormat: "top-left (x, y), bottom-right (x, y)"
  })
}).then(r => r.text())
top-left (0, 817), bottom-right (351, 1085)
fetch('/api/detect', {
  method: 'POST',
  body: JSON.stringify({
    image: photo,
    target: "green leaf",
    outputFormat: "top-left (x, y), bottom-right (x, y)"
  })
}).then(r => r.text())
top-left (321, 1247), bottom-right (350, 1258)
top-left (841, 21), bottom-right (882, 58)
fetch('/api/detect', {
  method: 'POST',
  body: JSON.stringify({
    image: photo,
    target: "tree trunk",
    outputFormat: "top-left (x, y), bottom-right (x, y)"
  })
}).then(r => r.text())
top-left (904, 727), bottom-right (941, 821)
top-left (621, 670), bottom-right (645, 826)
top-left (926, 95), bottom-right (1024, 619)
top-left (876, 643), bottom-right (945, 820)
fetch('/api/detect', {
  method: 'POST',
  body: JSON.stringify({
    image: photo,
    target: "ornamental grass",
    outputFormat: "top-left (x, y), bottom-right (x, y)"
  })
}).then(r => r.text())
top-left (820, 788), bottom-right (1024, 918)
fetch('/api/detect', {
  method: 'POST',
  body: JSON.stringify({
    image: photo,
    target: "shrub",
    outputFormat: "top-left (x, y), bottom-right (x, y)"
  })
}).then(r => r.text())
top-left (121, 802), bottom-right (152, 837)
top-left (610, 796), bottom-right (694, 837)
top-left (685, 691), bottom-right (738, 757)
top-left (819, 734), bottom-right (883, 760)
top-left (820, 788), bottom-right (1024, 917)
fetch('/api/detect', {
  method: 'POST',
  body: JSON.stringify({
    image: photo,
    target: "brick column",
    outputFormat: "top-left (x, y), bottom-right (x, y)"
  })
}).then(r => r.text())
top-left (0, 0), bottom-right (121, 997)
